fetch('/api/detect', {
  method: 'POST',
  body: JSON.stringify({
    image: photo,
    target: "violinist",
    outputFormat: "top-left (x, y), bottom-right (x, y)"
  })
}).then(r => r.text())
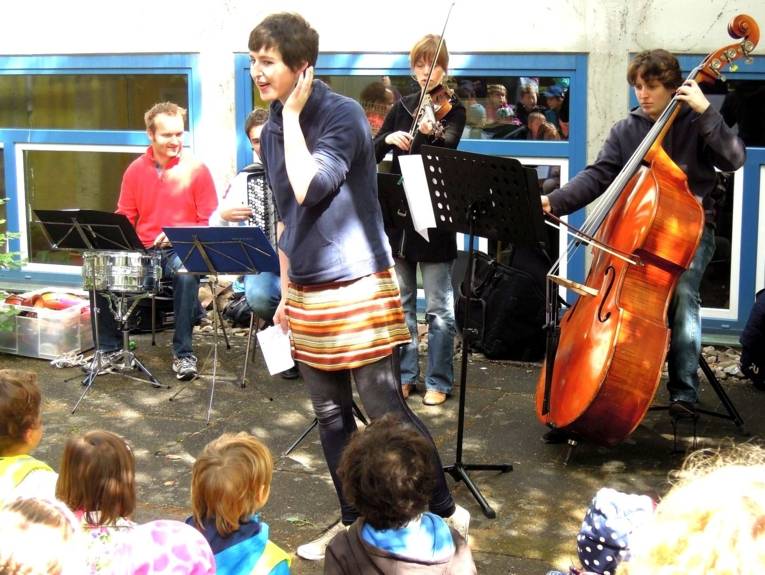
top-left (540, 49), bottom-right (745, 434)
top-left (374, 34), bottom-right (466, 406)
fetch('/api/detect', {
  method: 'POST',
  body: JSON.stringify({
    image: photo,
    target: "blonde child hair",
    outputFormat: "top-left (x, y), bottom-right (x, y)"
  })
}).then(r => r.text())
top-left (0, 497), bottom-right (83, 574)
top-left (191, 432), bottom-right (273, 536)
top-left (620, 444), bottom-right (765, 575)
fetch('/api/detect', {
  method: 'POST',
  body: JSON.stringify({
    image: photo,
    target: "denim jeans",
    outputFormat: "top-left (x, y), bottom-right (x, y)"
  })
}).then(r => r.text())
top-left (92, 249), bottom-right (201, 358)
top-left (243, 271), bottom-right (281, 320)
top-left (300, 350), bottom-right (456, 525)
top-left (395, 258), bottom-right (456, 394)
top-left (667, 225), bottom-right (716, 403)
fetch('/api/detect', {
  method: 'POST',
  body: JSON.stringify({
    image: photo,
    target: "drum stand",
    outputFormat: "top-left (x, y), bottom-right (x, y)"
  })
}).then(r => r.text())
top-left (73, 290), bottom-right (166, 414)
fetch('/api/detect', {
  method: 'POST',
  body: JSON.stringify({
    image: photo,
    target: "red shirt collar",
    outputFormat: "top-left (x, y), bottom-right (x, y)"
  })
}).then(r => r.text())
top-left (146, 145), bottom-right (182, 170)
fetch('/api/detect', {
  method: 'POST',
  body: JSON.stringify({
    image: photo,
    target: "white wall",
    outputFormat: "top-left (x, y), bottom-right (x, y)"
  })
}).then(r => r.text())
top-left (2, 0), bottom-right (764, 189)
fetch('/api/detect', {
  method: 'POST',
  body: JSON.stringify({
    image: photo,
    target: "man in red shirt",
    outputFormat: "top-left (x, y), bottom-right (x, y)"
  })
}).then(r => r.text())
top-left (91, 102), bottom-right (218, 380)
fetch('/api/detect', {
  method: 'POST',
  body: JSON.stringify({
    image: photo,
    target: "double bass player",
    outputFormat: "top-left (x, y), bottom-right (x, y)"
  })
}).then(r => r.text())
top-left (540, 49), bottom-right (745, 441)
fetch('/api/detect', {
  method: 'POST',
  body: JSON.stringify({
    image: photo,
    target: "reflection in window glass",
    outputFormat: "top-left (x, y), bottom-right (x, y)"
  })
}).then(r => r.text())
top-left (701, 171), bottom-right (734, 309)
top-left (253, 75), bottom-right (571, 141)
top-left (23, 149), bottom-right (141, 265)
top-left (698, 77), bottom-right (765, 148)
top-left (0, 75), bottom-right (188, 130)
top-left (0, 149), bottom-right (5, 240)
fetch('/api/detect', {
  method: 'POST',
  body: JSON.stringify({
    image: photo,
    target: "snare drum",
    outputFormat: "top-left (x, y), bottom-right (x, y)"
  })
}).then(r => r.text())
top-left (82, 251), bottom-right (162, 293)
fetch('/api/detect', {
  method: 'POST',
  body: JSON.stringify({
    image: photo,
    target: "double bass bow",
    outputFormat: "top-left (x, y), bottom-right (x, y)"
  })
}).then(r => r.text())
top-left (535, 14), bottom-right (759, 447)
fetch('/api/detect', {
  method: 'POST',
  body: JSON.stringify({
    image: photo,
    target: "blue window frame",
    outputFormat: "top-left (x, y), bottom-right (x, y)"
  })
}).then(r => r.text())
top-left (0, 54), bottom-right (201, 288)
top-left (235, 52), bottom-right (589, 287)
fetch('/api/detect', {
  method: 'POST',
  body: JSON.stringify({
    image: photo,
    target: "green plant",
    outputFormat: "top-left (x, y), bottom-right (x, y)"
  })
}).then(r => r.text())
top-left (0, 197), bottom-right (23, 332)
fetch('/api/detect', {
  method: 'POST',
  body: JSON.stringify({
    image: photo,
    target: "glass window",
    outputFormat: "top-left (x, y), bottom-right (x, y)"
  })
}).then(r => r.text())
top-left (0, 74), bottom-right (188, 130)
top-left (23, 149), bottom-right (141, 265)
top-left (253, 74), bottom-right (571, 141)
top-left (701, 171), bottom-right (734, 309)
top-left (0, 148), bottom-right (5, 240)
top-left (695, 79), bottom-right (759, 311)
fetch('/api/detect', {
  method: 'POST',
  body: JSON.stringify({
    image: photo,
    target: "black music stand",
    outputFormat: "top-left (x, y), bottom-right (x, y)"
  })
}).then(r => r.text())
top-left (418, 145), bottom-right (546, 518)
top-left (163, 226), bottom-right (278, 423)
top-left (33, 210), bottom-right (165, 413)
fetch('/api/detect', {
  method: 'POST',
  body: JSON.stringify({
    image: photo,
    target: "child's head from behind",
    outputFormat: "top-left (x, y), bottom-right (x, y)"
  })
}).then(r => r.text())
top-left (0, 497), bottom-right (82, 574)
top-left (191, 432), bottom-right (273, 536)
top-left (621, 445), bottom-right (765, 575)
top-left (56, 430), bottom-right (135, 525)
top-left (0, 369), bottom-right (43, 456)
top-left (338, 415), bottom-right (435, 530)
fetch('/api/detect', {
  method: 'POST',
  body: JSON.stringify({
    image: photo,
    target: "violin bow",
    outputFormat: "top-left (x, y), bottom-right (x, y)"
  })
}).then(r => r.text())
top-left (407, 1), bottom-right (456, 139)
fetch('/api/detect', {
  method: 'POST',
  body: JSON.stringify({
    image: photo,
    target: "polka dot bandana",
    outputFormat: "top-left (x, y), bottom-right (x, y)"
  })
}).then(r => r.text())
top-left (576, 488), bottom-right (654, 575)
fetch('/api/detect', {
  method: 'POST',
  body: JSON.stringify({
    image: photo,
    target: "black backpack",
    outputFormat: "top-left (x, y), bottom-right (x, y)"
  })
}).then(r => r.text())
top-left (455, 246), bottom-right (547, 361)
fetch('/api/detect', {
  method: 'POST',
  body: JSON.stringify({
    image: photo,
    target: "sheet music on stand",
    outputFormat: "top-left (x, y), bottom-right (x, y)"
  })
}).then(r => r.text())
top-left (418, 146), bottom-right (545, 246)
top-left (162, 225), bottom-right (279, 423)
top-left (32, 209), bottom-right (162, 414)
top-left (33, 209), bottom-right (144, 252)
top-left (164, 226), bottom-right (279, 276)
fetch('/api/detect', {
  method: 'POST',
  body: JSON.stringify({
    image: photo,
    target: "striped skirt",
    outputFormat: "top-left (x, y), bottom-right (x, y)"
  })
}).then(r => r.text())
top-left (286, 269), bottom-right (411, 371)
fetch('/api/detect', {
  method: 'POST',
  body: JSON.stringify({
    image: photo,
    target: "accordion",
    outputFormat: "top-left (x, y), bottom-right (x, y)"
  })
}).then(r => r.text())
top-left (245, 166), bottom-right (277, 247)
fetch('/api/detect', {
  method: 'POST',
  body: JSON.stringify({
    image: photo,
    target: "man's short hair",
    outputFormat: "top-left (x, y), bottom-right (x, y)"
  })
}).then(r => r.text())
top-left (245, 107), bottom-right (269, 135)
top-left (248, 13), bottom-right (319, 71)
top-left (337, 415), bottom-right (435, 530)
top-left (409, 34), bottom-right (449, 72)
top-left (0, 370), bottom-right (41, 454)
top-left (191, 432), bottom-right (273, 536)
top-left (627, 49), bottom-right (683, 90)
top-left (144, 102), bottom-right (187, 133)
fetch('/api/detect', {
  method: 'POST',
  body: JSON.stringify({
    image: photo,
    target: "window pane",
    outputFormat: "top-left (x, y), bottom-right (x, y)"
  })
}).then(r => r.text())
top-left (253, 74), bottom-right (571, 141)
top-left (700, 171), bottom-right (734, 309)
top-left (699, 77), bottom-right (765, 148)
top-left (0, 148), bottom-right (5, 240)
top-left (0, 75), bottom-right (188, 130)
top-left (23, 149), bottom-right (141, 265)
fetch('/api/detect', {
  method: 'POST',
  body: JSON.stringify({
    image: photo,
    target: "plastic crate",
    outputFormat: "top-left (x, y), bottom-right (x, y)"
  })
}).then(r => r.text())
top-left (0, 289), bottom-right (93, 360)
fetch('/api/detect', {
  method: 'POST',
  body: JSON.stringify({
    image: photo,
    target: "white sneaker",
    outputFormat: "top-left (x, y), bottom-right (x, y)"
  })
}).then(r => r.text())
top-left (444, 504), bottom-right (470, 544)
top-left (296, 521), bottom-right (347, 561)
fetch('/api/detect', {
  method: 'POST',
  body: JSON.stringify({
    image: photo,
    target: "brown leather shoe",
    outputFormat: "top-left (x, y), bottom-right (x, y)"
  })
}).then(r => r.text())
top-left (423, 390), bottom-right (448, 405)
top-left (401, 383), bottom-right (416, 399)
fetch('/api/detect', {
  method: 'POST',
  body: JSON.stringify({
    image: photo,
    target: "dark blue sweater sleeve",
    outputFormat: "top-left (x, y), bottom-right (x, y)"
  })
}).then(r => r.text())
top-left (303, 100), bottom-right (365, 208)
top-left (547, 121), bottom-right (628, 217)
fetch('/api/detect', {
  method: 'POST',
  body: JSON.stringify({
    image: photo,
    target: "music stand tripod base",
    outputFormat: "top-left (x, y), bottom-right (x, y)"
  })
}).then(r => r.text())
top-left (419, 146), bottom-right (539, 519)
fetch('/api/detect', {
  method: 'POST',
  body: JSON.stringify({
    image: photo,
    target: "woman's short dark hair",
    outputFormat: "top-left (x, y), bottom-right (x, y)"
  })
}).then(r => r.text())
top-left (248, 13), bottom-right (319, 71)
top-left (337, 415), bottom-right (435, 530)
top-left (627, 49), bottom-right (683, 90)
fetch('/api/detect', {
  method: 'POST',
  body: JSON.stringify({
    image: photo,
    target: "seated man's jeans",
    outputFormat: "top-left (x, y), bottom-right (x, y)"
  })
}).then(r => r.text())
top-left (667, 225), bottom-right (716, 403)
top-left (243, 271), bottom-right (281, 320)
top-left (91, 249), bottom-right (201, 359)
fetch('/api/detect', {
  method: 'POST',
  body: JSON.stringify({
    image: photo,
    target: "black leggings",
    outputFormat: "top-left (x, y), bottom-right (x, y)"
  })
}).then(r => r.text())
top-left (299, 349), bottom-right (456, 524)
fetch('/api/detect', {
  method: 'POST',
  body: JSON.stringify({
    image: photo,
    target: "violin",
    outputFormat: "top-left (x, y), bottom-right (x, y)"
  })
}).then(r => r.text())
top-left (428, 84), bottom-right (453, 120)
top-left (415, 85), bottom-right (454, 139)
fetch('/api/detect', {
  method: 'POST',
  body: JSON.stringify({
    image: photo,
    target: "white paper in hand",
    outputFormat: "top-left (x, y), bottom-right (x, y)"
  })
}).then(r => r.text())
top-left (256, 325), bottom-right (295, 375)
top-left (398, 154), bottom-right (436, 241)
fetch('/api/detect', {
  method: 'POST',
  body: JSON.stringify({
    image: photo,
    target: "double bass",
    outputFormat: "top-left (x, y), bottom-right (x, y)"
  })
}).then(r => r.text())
top-left (535, 15), bottom-right (759, 447)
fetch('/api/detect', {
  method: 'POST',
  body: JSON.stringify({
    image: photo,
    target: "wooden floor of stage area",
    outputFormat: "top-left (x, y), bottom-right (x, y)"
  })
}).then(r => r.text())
top-left (9, 326), bottom-right (764, 574)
